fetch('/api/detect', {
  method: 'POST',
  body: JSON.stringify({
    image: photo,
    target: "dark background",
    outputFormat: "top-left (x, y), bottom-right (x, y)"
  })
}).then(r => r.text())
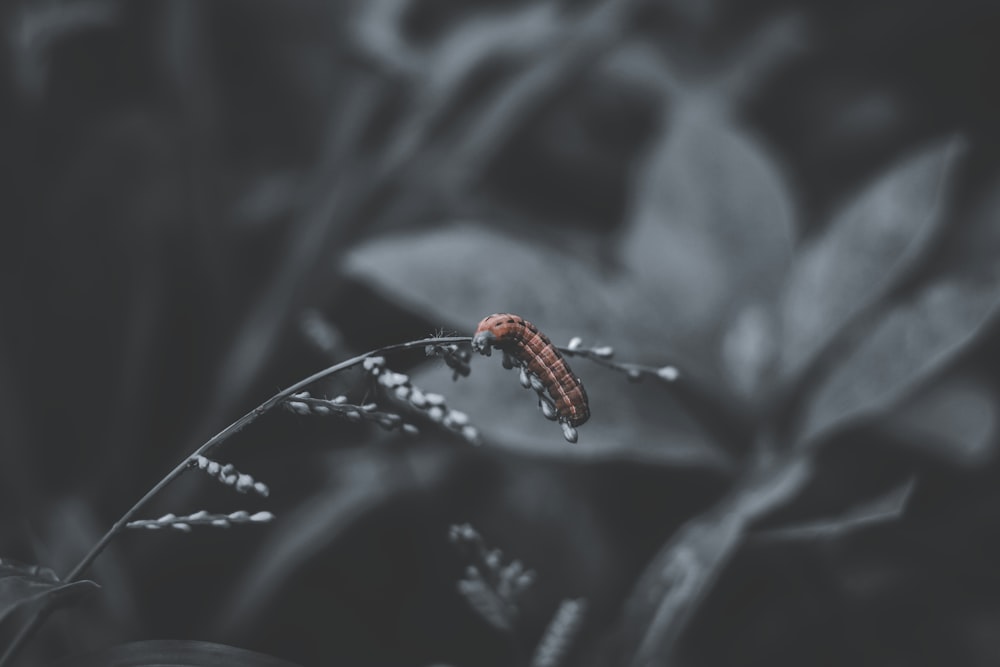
top-left (2, 0), bottom-right (1000, 665)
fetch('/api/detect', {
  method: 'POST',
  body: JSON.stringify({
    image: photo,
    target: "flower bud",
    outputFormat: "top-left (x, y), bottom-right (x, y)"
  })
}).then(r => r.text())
top-left (561, 422), bottom-right (578, 443)
top-left (657, 365), bottom-right (679, 381)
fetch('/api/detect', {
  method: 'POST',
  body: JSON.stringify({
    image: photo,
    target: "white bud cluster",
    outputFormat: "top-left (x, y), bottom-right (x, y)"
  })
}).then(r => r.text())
top-left (192, 455), bottom-right (269, 497)
top-left (457, 570), bottom-right (515, 632)
top-left (563, 336), bottom-right (680, 385)
top-left (362, 355), bottom-right (386, 374)
top-left (561, 337), bottom-right (614, 360)
top-left (126, 510), bottom-right (275, 532)
top-left (368, 360), bottom-right (481, 445)
top-left (284, 391), bottom-right (414, 434)
top-left (531, 598), bottom-right (588, 667)
top-left (449, 523), bottom-right (536, 632)
top-left (493, 557), bottom-right (535, 601)
top-left (426, 342), bottom-right (472, 380)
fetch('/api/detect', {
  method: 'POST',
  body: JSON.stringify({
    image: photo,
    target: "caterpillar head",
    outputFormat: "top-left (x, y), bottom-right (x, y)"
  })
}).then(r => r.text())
top-left (471, 313), bottom-right (504, 356)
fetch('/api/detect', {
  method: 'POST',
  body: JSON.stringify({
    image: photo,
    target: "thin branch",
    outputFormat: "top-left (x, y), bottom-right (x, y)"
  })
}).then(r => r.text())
top-left (64, 335), bottom-right (472, 583)
top-left (560, 346), bottom-right (756, 457)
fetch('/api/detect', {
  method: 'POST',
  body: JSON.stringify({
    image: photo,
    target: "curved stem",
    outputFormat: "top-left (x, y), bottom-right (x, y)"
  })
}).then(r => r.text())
top-left (0, 336), bottom-right (471, 667)
top-left (66, 335), bottom-right (470, 583)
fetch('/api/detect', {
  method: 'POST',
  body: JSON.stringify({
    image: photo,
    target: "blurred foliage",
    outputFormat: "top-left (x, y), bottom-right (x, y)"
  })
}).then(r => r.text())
top-left (1, 0), bottom-right (1000, 665)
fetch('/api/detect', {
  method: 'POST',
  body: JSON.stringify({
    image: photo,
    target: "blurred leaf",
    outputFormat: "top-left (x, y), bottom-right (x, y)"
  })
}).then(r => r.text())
top-left (343, 221), bottom-right (695, 364)
top-left (0, 559), bottom-right (98, 628)
top-left (800, 262), bottom-right (1000, 444)
top-left (11, 0), bottom-right (120, 102)
top-left (778, 137), bottom-right (964, 381)
top-left (343, 226), bottom-right (618, 347)
top-left (341, 92), bottom-right (796, 447)
top-left (751, 477), bottom-right (915, 544)
top-left (347, 89), bottom-right (797, 378)
top-left (621, 456), bottom-right (812, 667)
top-left (351, 0), bottom-right (422, 77)
top-left (882, 376), bottom-right (998, 467)
top-left (48, 640), bottom-right (301, 667)
top-left (345, 226), bottom-right (725, 463)
top-left (424, 4), bottom-right (561, 94)
top-left (721, 301), bottom-right (780, 399)
top-left (622, 97), bottom-right (794, 384)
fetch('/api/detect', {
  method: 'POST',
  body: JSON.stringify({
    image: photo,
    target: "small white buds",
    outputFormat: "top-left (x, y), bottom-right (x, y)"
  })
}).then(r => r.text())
top-left (192, 455), bottom-right (270, 497)
top-left (590, 345), bottom-right (614, 359)
top-left (657, 365), bottom-right (680, 381)
top-left (363, 352), bottom-right (481, 445)
top-left (426, 343), bottom-right (472, 379)
top-left (560, 422), bottom-right (578, 444)
top-left (127, 510), bottom-right (274, 531)
top-left (362, 356), bottom-right (386, 374)
top-left (532, 599), bottom-right (588, 667)
top-left (539, 398), bottom-right (558, 421)
top-left (449, 523), bottom-right (536, 632)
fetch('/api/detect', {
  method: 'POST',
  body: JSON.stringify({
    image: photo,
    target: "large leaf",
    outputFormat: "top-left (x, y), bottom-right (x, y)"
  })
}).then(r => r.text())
top-left (343, 85), bottom-right (796, 454)
top-left (720, 300), bottom-right (781, 399)
top-left (344, 226), bottom-right (623, 351)
top-left (882, 376), bottom-right (998, 466)
top-left (48, 640), bottom-right (301, 667)
top-left (0, 559), bottom-right (98, 628)
top-left (778, 138), bottom-right (964, 381)
top-left (800, 261), bottom-right (1000, 445)
top-left (621, 455), bottom-right (812, 666)
top-left (622, 97), bottom-right (794, 330)
top-left (622, 96), bottom-right (794, 390)
top-left (751, 477), bottom-right (916, 544)
top-left (345, 225), bottom-right (724, 463)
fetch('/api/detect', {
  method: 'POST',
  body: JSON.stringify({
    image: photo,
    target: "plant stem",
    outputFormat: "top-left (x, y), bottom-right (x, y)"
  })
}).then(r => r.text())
top-left (0, 336), bottom-right (471, 667)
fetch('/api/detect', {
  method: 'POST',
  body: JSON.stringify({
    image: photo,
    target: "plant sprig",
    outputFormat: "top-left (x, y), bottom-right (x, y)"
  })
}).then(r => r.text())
top-left (0, 335), bottom-right (472, 667)
top-left (0, 330), bottom-right (687, 667)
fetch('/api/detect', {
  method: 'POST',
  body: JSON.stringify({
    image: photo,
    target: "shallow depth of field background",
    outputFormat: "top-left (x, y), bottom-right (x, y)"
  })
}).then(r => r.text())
top-left (2, 1), bottom-right (1000, 666)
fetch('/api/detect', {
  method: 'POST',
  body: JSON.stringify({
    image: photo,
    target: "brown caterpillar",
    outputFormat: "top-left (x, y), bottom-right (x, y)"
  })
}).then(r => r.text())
top-left (471, 313), bottom-right (590, 428)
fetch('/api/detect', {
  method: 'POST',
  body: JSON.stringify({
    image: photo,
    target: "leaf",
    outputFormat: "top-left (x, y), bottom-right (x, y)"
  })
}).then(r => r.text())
top-left (0, 559), bottom-right (98, 628)
top-left (344, 224), bottom-right (729, 463)
top-left (622, 97), bottom-right (794, 378)
top-left (48, 640), bottom-right (302, 667)
top-left (343, 226), bottom-right (621, 349)
top-left (12, 0), bottom-right (120, 102)
top-left (800, 258), bottom-right (1000, 445)
top-left (751, 477), bottom-right (916, 544)
top-left (720, 301), bottom-right (780, 399)
top-left (778, 137), bottom-right (964, 381)
top-left (343, 102), bottom-right (797, 450)
top-left (882, 376), bottom-right (998, 466)
top-left (621, 456), bottom-right (812, 666)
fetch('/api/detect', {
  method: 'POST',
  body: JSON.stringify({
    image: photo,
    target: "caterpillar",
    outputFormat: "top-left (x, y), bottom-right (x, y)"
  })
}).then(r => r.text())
top-left (471, 313), bottom-right (589, 428)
